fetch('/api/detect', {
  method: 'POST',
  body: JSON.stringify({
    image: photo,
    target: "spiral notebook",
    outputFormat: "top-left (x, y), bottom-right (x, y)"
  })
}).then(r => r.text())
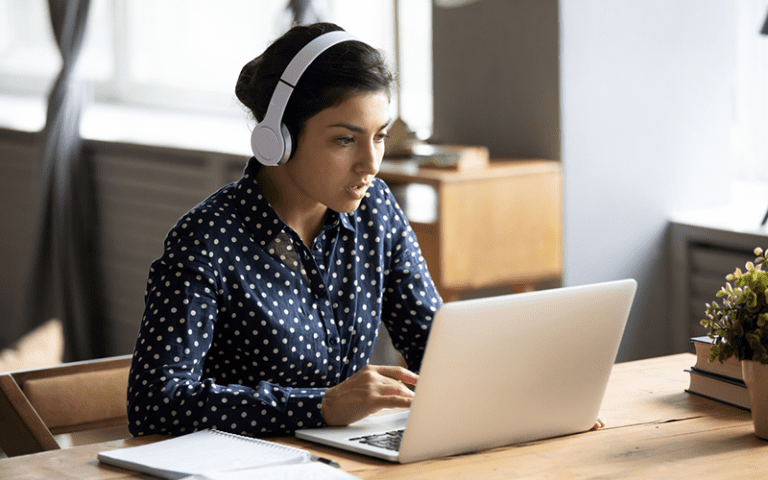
top-left (98, 429), bottom-right (357, 479)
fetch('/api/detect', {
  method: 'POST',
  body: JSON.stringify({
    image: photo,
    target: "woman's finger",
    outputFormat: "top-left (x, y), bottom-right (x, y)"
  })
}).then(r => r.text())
top-left (371, 365), bottom-right (419, 386)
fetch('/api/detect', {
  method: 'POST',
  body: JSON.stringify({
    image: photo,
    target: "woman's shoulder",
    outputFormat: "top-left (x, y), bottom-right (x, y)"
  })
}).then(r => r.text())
top-left (185, 183), bottom-right (239, 220)
top-left (164, 183), bottom-right (240, 246)
top-left (149, 181), bottom-right (252, 282)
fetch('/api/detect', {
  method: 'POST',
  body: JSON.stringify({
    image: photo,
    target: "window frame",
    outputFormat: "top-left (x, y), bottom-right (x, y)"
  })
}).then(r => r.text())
top-left (0, 0), bottom-right (432, 137)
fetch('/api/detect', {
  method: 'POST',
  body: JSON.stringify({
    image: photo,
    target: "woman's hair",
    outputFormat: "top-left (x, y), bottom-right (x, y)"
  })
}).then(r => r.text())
top-left (236, 22), bottom-right (394, 141)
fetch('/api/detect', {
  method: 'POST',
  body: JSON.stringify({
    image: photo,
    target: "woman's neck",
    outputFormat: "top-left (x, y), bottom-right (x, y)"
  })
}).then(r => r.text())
top-left (256, 165), bottom-right (327, 246)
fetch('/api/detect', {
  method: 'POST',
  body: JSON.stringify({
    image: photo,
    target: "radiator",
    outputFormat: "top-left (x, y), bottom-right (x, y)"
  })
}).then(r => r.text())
top-left (92, 149), bottom-right (245, 354)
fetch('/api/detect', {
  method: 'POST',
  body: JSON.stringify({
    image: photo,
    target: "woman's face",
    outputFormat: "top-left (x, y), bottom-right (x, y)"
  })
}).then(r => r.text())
top-left (283, 91), bottom-right (391, 214)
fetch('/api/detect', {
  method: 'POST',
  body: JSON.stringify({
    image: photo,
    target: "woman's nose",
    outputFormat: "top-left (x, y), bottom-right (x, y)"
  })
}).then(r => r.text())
top-left (356, 140), bottom-right (381, 176)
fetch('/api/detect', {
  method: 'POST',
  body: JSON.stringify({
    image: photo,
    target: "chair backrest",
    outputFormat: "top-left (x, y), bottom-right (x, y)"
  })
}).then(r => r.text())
top-left (0, 354), bottom-right (131, 457)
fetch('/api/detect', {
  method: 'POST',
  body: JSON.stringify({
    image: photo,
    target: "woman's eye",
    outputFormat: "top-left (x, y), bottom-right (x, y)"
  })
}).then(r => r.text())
top-left (336, 137), bottom-right (354, 146)
top-left (376, 133), bottom-right (390, 143)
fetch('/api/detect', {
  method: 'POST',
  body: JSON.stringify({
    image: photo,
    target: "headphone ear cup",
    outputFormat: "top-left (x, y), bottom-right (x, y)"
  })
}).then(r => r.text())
top-left (279, 122), bottom-right (296, 165)
top-left (252, 122), bottom-right (285, 166)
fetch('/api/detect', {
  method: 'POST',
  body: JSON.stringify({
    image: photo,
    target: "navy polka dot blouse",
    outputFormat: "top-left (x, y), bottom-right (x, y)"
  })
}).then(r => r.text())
top-left (127, 158), bottom-right (442, 438)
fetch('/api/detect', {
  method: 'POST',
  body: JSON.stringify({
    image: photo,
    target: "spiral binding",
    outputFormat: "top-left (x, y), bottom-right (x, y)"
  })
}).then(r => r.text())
top-left (205, 428), bottom-right (310, 458)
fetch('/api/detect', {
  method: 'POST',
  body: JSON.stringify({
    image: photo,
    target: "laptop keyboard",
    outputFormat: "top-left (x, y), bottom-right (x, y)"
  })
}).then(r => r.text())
top-left (350, 429), bottom-right (404, 452)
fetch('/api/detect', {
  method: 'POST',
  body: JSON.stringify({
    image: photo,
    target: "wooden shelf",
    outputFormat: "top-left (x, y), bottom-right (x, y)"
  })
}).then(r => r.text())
top-left (378, 159), bottom-right (562, 301)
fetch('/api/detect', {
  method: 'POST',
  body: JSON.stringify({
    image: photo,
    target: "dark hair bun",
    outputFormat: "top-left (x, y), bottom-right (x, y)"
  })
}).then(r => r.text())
top-left (235, 53), bottom-right (263, 115)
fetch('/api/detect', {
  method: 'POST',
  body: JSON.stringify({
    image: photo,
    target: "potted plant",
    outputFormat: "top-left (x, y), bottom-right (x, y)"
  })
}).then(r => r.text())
top-left (701, 247), bottom-right (768, 439)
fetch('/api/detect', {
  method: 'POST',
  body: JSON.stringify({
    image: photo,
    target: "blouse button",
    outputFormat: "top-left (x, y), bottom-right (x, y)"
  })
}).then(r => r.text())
top-left (329, 337), bottom-right (339, 346)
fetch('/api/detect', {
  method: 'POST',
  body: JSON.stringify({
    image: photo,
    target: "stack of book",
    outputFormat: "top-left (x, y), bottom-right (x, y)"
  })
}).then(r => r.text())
top-left (685, 336), bottom-right (750, 410)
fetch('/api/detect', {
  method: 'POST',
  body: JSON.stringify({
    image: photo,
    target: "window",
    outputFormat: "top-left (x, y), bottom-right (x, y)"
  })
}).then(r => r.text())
top-left (0, 0), bottom-right (432, 137)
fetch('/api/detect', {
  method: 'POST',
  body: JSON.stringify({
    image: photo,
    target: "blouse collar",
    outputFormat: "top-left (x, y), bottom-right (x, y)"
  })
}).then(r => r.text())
top-left (234, 158), bottom-right (356, 245)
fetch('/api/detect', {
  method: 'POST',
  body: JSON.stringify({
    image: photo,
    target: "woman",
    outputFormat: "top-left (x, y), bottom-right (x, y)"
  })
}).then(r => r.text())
top-left (126, 22), bottom-right (442, 438)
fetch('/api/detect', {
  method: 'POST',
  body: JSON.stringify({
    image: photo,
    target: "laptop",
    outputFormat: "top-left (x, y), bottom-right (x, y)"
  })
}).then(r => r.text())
top-left (295, 279), bottom-right (637, 463)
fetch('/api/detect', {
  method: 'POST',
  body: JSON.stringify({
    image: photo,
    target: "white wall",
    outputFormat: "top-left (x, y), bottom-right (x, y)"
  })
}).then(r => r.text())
top-left (560, 0), bottom-right (736, 360)
top-left (433, 0), bottom-right (738, 361)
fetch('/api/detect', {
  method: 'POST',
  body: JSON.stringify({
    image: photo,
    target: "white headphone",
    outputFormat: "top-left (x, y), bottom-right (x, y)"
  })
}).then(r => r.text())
top-left (251, 31), bottom-right (361, 166)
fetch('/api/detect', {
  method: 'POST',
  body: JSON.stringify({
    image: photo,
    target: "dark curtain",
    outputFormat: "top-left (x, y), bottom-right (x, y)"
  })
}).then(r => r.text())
top-left (762, 8), bottom-right (768, 35)
top-left (24, 0), bottom-right (106, 361)
top-left (286, 0), bottom-right (323, 25)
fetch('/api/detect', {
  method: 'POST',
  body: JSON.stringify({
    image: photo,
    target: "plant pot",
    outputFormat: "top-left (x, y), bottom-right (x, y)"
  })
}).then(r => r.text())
top-left (742, 360), bottom-right (768, 440)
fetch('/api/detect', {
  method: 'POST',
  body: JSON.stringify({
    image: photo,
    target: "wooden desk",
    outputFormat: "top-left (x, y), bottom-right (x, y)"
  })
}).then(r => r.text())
top-left (378, 159), bottom-right (562, 301)
top-left (3, 353), bottom-right (766, 479)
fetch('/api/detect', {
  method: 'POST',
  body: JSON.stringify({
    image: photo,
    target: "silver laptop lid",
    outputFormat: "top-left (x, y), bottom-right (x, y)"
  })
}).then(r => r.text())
top-left (397, 279), bottom-right (636, 463)
top-left (295, 279), bottom-right (637, 463)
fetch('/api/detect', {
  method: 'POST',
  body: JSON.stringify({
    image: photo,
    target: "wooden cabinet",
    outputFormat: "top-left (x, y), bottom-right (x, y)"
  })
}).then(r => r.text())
top-left (669, 215), bottom-right (768, 353)
top-left (378, 159), bottom-right (562, 302)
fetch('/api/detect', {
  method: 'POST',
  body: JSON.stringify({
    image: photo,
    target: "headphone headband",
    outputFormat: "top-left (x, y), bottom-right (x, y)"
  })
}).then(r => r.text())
top-left (251, 31), bottom-right (361, 166)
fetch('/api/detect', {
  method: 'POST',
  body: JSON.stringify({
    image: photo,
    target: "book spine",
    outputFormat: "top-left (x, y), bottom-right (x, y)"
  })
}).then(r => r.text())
top-left (685, 369), bottom-right (750, 411)
top-left (687, 367), bottom-right (745, 386)
top-left (690, 337), bottom-right (743, 381)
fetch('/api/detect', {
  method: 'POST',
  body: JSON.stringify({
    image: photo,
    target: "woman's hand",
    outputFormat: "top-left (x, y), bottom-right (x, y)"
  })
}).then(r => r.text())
top-left (321, 365), bottom-right (419, 426)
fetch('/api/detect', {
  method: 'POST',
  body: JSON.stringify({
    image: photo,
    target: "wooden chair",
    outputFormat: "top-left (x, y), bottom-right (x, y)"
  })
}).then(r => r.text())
top-left (0, 354), bottom-right (131, 457)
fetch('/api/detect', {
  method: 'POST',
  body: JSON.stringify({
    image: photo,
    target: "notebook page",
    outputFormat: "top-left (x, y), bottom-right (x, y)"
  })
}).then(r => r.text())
top-left (98, 429), bottom-right (312, 479)
top-left (182, 461), bottom-right (362, 480)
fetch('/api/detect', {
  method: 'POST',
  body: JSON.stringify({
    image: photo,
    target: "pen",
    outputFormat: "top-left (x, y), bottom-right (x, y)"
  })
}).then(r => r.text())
top-left (312, 455), bottom-right (341, 469)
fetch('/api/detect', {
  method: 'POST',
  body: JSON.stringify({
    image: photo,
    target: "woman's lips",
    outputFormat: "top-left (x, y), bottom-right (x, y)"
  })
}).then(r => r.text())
top-left (346, 181), bottom-right (371, 199)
